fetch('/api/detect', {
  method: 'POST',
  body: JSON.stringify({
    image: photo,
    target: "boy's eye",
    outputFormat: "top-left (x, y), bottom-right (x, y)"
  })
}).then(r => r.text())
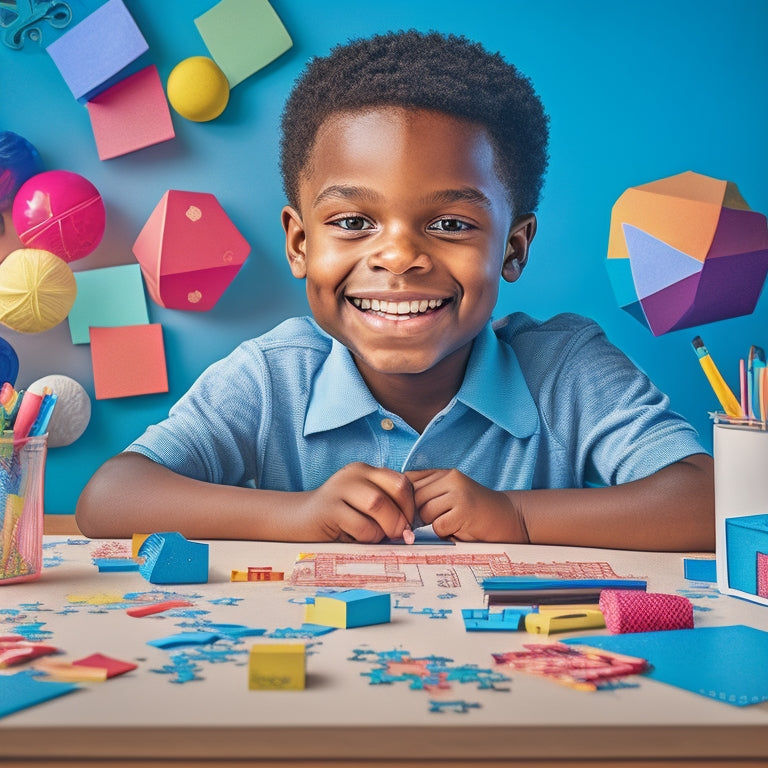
top-left (428, 218), bottom-right (472, 232)
top-left (333, 216), bottom-right (373, 231)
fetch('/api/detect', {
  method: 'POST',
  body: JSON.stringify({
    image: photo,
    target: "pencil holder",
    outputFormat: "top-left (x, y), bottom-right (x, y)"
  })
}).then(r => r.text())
top-left (0, 433), bottom-right (48, 585)
top-left (713, 421), bottom-right (768, 606)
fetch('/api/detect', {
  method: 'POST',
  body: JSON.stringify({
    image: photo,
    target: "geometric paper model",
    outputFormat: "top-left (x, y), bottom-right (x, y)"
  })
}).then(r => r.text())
top-left (248, 643), bottom-right (306, 690)
top-left (606, 171), bottom-right (768, 336)
top-left (304, 589), bottom-right (390, 629)
top-left (45, 0), bottom-right (148, 103)
top-left (137, 532), bottom-right (209, 585)
top-left (193, 0), bottom-right (293, 88)
top-left (132, 190), bottom-right (251, 312)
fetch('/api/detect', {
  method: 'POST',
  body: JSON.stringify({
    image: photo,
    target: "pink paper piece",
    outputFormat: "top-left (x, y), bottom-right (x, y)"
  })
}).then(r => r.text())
top-left (599, 589), bottom-right (693, 634)
top-left (89, 324), bottom-right (169, 400)
top-left (72, 653), bottom-right (138, 678)
top-left (86, 65), bottom-right (175, 160)
top-left (757, 552), bottom-right (768, 599)
top-left (132, 190), bottom-right (251, 311)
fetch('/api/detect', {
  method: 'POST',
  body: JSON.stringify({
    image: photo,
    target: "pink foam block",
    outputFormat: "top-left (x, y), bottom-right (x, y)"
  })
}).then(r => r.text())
top-left (599, 589), bottom-right (694, 634)
top-left (132, 190), bottom-right (251, 311)
top-left (757, 552), bottom-right (768, 599)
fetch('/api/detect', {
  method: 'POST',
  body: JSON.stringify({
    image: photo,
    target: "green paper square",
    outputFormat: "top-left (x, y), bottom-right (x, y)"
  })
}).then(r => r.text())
top-left (194, 0), bottom-right (292, 87)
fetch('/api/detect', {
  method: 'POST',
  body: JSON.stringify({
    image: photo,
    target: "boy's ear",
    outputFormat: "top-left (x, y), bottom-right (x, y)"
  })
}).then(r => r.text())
top-left (501, 213), bottom-right (537, 283)
top-left (281, 205), bottom-right (307, 279)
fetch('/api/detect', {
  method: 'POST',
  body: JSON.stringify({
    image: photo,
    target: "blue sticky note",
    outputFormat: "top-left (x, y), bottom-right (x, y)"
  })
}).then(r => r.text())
top-left (0, 671), bottom-right (78, 719)
top-left (564, 625), bottom-right (768, 707)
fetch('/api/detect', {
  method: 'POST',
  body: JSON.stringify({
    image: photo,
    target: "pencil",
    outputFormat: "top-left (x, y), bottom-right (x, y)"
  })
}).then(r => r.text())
top-left (691, 337), bottom-right (744, 419)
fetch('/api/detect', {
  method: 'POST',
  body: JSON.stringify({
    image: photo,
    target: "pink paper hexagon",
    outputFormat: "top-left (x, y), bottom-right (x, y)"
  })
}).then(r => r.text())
top-left (132, 190), bottom-right (251, 311)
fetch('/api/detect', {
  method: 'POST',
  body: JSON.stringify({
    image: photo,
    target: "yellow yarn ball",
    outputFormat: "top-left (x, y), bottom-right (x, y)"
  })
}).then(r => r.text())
top-left (0, 248), bottom-right (77, 333)
top-left (167, 56), bottom-right (230, 122)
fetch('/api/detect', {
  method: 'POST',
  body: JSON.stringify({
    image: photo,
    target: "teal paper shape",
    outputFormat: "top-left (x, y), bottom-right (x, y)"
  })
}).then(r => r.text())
top-left (0, 671), bottom-right (78, 719)
top-left (68, 263), bottom-right (149, 345)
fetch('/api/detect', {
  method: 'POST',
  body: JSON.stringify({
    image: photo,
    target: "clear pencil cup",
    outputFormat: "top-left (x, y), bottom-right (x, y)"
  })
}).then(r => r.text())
top-left (0, 433), bottom-right (48, 585)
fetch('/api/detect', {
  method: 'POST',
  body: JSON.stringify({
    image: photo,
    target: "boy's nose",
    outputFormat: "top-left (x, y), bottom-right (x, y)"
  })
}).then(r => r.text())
top-left (367, 231), bottom-right (432, 274)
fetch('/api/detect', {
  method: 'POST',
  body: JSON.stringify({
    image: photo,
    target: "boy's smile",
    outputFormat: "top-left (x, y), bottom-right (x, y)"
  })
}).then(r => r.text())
top-left (282, 106), bottom-right (531, 422)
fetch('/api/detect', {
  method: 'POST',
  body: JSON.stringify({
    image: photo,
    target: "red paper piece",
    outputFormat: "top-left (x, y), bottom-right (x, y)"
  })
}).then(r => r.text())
top-left (126, 599), bottom-right (193, 617)
top-left (72, 652), bottom-right (138, 678)
top-left (90, 323), bottom-right (168, 399)
top-left (599, 589), bottom-right (694, 634)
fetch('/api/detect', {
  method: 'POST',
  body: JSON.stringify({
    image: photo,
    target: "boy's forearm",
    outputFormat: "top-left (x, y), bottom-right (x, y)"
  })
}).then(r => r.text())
top-left (506, 454), bottom-right (715, 552)
top-left (75, 453), bottom-right (312, 542)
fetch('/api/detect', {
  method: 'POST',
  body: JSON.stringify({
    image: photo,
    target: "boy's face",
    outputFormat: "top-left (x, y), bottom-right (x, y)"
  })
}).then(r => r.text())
top-left (282, 107), bottom-right (530, 381)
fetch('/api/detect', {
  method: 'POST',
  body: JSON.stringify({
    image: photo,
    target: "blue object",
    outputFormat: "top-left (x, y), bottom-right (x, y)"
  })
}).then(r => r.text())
top-left (462, 607), bottom-right (530, 631)
top-left (564, 625), bottom-right (768, 707)
top-left (0, 0), bottom-right (72, 50)
top-left (0, 337), bottom-right (19, 386)
top-left (481, 577), bottom-right (647, 590)
top-left (138, 532), bottom-right (209, 585)
top-left (0, 670), bottom-right (78, 718)
top-left (725, 514), bottom-right (768, 595)
top-left (93, 557), bottom-right (139, 572)
top-left (683, 557), bottom-right (717, 583)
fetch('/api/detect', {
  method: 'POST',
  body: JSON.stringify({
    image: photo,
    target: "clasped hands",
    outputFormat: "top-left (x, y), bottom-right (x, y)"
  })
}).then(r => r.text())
top-left (298, 462), bottom-right (529, 545)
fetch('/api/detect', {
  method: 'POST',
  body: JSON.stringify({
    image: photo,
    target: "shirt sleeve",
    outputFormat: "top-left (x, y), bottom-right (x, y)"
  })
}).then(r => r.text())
top-left (125, 341), bottom-right (271, 487)
top-left (538, 317), bottom-right (707, 486)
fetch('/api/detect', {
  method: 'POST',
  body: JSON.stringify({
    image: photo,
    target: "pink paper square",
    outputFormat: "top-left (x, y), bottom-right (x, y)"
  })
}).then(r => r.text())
top-left (90, 324), bottom-right (169, 399)
top-left (86, 65), bottom-right (175, 160)
top-left (758, 552), bottom-right (768, 598)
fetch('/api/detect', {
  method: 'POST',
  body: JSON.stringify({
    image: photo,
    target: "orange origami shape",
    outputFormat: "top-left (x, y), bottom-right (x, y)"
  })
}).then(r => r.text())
top-left (132, 190), bottom-right (251, 311)
top-left (606, 171), bottom-right (768, 336)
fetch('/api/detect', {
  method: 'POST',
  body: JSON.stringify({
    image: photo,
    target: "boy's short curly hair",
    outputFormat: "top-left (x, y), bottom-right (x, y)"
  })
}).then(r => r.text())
top-left (279, 29), bottom-right (549, 217)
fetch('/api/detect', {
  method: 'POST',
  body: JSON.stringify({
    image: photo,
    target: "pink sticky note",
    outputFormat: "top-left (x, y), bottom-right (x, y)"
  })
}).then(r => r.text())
top-left (89, 324), bottom-right (169, 400)
top-left (86, 65), bottom-right (175, 160)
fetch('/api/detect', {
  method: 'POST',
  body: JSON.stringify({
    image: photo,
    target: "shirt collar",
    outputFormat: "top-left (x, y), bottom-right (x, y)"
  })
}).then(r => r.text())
top-left (304, 336), bottom-right (380, 436)
top-left (456, 321), bottom-right (539, 437)
top-left (304, 322), bottom-right (539, 438)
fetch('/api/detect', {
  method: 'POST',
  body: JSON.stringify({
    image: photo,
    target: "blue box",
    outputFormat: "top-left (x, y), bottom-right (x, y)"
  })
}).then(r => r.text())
top-left (725, 514), bottom-right (768, 595)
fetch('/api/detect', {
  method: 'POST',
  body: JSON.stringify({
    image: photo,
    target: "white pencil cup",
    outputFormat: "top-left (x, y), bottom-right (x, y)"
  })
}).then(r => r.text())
top-left (713, 421), bottom-right (768, 606)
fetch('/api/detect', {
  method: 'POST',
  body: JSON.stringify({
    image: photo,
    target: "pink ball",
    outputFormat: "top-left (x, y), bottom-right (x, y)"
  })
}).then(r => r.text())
top-left (12, 170), bottom-right (106, 262)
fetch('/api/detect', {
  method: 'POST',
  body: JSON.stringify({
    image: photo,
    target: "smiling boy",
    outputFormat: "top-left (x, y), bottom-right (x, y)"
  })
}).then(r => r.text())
top-left (76, 31), bottom-right (714, 550)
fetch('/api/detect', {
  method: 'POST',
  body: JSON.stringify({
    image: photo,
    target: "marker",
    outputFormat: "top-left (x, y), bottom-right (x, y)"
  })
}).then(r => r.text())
top-left (691, 336), bottom-right (743, 419)
top-left (748, 346), bottom-right (766, 420)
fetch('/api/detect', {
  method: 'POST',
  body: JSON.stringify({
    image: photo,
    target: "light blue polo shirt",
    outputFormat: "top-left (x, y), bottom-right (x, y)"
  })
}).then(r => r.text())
top-left (126, 314), bottom-right (706, 494)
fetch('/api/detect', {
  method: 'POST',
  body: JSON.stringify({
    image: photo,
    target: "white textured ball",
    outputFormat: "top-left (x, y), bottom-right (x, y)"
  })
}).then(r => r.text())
top-left (28, 374), bottom-right (91, 447)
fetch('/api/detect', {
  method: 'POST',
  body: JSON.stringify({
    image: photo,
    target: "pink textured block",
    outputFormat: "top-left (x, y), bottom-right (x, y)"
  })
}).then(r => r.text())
top-left (599, 589), bottom-right (693, 634)
top-left (757, 552), bottom-right (768, 598)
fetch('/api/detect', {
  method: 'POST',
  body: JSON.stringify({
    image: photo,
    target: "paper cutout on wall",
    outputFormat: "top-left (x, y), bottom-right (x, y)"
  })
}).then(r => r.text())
top-left (68, 263), bottom-right (149, 345)
top-left (193, 0), bottom-right (293, 88)
top-left (45, 0), bottom-right (148, 103)
top-left (89, 323), bottom-right (168, 399)
top-left (606, 171), bottom-right (768, 336)
top-left (86, 65), bottom-right (175, 160)
top-left (132, 190), bottom-right (251, 311)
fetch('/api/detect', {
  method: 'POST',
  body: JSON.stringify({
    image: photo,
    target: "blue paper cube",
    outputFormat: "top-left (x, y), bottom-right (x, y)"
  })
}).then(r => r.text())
top-left (725, 514), bottom-right (768, 595)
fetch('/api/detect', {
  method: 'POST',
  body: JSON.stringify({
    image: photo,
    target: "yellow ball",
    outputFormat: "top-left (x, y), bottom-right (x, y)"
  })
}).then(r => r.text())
top-left (0, 248), bottom-right (77, 333)
top-left (167, 56), bottom-right (230, 122)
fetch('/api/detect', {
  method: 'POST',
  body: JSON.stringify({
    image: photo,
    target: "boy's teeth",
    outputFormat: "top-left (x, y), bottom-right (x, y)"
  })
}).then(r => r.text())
top-left (351, 298), bottom-right (444, 314)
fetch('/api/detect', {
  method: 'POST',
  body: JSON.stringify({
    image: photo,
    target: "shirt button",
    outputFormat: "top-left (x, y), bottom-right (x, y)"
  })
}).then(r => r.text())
top-left (380, 418), bottom-right (395, 431)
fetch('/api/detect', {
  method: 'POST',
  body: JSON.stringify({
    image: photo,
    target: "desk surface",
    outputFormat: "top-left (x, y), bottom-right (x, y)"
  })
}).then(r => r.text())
top-left (2, 533), bottom-right (768, 767)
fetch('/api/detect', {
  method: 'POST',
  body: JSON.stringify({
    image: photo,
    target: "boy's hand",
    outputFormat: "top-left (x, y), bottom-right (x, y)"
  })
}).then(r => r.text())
top-left (406, 469), bottom-right (529, 543)
top-left (299, 462), bottom-right (415, 543)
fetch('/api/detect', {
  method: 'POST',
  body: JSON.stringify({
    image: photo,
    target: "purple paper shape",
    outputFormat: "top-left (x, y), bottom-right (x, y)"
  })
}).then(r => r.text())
top-left (46, 0), bottom-right (148, 102)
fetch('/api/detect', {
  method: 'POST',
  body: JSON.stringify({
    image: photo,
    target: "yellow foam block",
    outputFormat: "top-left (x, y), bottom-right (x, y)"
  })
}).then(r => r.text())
top-left (248, 643), bottom-right (305, 690)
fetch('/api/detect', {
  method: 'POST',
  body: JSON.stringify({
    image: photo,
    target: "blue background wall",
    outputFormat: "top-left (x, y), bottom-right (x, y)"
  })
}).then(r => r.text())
top-left (1, 0), bottom-right (767, 514)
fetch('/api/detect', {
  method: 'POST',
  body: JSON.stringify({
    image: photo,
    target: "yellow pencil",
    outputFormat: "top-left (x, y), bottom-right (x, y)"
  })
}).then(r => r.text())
top-left (691, 336), bottom-right (743, 419)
